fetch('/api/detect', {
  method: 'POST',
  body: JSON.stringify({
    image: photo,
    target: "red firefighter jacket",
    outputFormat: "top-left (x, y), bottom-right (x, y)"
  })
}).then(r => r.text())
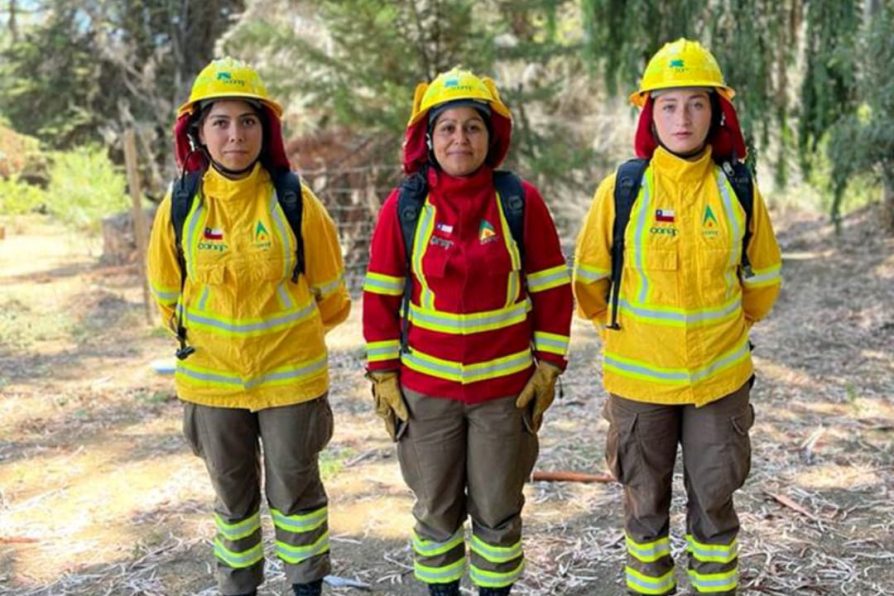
top-left (363, 166), bottom-right (572, 403)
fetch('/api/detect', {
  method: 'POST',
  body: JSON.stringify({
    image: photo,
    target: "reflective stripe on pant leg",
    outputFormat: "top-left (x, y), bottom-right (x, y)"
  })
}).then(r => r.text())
top-left (413, 528), bottom-right (467, 584)
top-left (259, 397), bottom-right (333, 584)
top-left (681, 383), bottom-right (751, 594)
top-left (469, 534), bottom-right (524, 588)
top-left (213, 510), bottom-right (264, 569)
top-left (686, 535), bottom-right (738, 593)
top-left (625, 533), bottom-right (675, 595)
top-left (399, 388), bottom-right (468, 586)
top-left (466, 396), bottom-right (537, 590)
top-left (185, 403), bottom-right (265, 594)
top-left (272, 505), bottom-right (330, 564)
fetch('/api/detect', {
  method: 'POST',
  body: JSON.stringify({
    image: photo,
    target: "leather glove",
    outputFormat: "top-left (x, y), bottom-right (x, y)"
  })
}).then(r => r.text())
top-left (515, 361), bottom-right (562, 432)
top-left (368, 370), bottom-right (409, 441)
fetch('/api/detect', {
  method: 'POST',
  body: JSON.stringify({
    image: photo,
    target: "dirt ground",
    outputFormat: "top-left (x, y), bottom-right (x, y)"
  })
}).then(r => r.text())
top-left (1, 206), bottom-right (892, 596)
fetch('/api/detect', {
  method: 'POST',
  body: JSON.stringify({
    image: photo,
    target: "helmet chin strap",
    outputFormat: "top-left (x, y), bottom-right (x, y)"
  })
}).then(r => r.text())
top-left (209, 158), bottom-right (259, 178)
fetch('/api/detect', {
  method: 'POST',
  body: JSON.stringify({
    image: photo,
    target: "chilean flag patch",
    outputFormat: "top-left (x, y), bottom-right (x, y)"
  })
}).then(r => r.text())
top-left (204, 227), bottom-right (224, 240)
top-left (655, 209), bottom-right (675, 223)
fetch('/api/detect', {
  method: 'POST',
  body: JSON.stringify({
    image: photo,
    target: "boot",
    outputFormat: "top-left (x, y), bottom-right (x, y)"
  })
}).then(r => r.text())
top-left (292, 578), bottom-right (323, 596)
top-left (479, 586), bottom-right (512, 596)
top-left (428, 580), bottom-right (461, 596)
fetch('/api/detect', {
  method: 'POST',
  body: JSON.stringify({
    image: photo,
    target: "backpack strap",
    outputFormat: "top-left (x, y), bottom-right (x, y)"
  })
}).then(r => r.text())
top-left (493, 170), bottom-right (526, 265)
top-left (396, 166), bottom-right (430, 353)
top-left (720, 161), bottom-right (754, 279)
top-left (609, 158), bottom-right (649, 330)
top-left (169, 171), bottom-right (202, 360)
top-left (270, 169), bottom-right (305, 282)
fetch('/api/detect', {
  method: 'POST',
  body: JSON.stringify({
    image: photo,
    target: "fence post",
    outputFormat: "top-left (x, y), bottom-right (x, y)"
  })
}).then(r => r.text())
top-left (122, 128), bottom-right (153, 325)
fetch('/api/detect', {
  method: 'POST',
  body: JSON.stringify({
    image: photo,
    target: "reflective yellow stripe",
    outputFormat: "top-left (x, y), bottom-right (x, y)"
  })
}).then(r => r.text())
top-left (367, 339), bottom-right (400, 362)
top-left (574, 262), bottom-right (610, 283)
top-left (270, 189), bottom-right (294, 283)
top-left (617, 296), bottom-right (741, 328)
top-left (412, 200), bottom-right (437, 309)
top-left (403, 348), bottom-right (532, 384)
top-left (527, 264), bottom-right (571, 293)
top-left (625, 566), bottom-right (676, 595)
top-left (686, 534), bottom-right (738, 564)
top-left (469, 560), bottom-right (524, 588)
top-left (313, 273), bottom-right (344, 299)
top-left (687, 567), bottom-right (738, 593)
top-left (184, 192), bottom-right (203, 280)
top-left (495, 190), bottom-right (522, 307)
top-left (364, 271), bottom-right (405, 296)
top-left (743, 263), bottom-right (782, 288)
top-left (604, 337), bottom-right (749, 386)
top-left (470, 535), bottom-right (522, 564)
top-left (182, 300), bottom-right (317, 338)
top-left (215, 511), bottom-right (261, 541)
top-left (626, 534), bottom-right (671, 563)
top-left (717, 169), bottom-right (745, 300)
top-left (150, 282), bottom-right (179, 304)
top-left (177, 353), bottom-right (327, 390)
top-left (408, 300), bottom-right (530, 335)
top-left (413, 528), bottom-right (465, 557)
top-left (271, 506), bottom-right (327, 534)
top-left (631, 169), bottom-right (653, 304)
top-left (533, 331), bottom-right (569, 357)
top-left (214, 538), bottom-right (264, 569)
top-left (275, 531), bottom-right (330, 564)
top-left (415, 557), bottom-right (466, 584)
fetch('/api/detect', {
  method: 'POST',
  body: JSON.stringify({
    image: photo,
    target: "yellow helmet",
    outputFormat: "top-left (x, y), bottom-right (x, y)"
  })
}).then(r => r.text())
top-left (629, 38), bottom-right (735, 107)
top-left (177, 57), bottom-right (283, 118)
top-left (407, 67), bottom-right (511, 127)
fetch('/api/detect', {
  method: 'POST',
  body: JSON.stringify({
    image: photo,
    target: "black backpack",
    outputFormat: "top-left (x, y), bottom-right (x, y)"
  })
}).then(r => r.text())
top-left (395, 166), bottom-right (525, 352)
top-left (168, 168), bottom-right (304, 359)
top-left (607, 158), bottom-right (754, 331)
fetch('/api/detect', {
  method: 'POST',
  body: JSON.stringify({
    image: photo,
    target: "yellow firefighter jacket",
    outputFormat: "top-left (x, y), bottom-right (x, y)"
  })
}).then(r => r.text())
top-left (573, 147), bottom-right (782, 406)
top-left (147, 164), bottom-right (350, 410)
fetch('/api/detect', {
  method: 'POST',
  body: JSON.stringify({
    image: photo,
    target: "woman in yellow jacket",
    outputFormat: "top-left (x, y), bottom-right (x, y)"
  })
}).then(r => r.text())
top-left (574, 39), bottom-right (782, 595)
top-left (147, 58), bottom-right (350, 596)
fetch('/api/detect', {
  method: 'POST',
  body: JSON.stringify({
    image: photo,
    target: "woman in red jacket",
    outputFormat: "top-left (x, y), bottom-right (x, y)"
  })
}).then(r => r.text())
top-left (362, 67), bottom-right (573, 595)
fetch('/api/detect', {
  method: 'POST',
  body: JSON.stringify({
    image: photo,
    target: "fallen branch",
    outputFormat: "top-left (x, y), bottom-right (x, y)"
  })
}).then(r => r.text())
top-left (530, 470), bottom-right (614, 484)
top-left (764, 490), bottom-right (821, 522)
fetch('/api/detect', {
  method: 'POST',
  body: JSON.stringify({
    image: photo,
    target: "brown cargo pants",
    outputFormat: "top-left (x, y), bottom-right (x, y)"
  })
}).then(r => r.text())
top-left (183, 395), bottom-right (333, 595)
top-left (603, 381), bottom-right (754, 595)
top-left (397, 388), bottom-right (539, 590)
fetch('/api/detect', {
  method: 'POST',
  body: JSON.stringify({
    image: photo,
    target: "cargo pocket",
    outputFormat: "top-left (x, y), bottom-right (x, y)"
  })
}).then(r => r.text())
top-left (728, 403), bottom-right (755, 490)
top-left (603, 399), bottom-right (639, 485)
top-left (181, 403), bottom-right (203, 458)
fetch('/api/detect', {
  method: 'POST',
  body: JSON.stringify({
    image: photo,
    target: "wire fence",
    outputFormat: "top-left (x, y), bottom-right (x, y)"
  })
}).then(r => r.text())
top-left (302, 164), bottom-right (403, 294)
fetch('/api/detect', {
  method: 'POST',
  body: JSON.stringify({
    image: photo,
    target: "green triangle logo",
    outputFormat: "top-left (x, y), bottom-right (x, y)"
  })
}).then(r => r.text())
top-left (255, 220), bottom-right (269, 240)
top-left (703, 205), bottom-right (718, 227)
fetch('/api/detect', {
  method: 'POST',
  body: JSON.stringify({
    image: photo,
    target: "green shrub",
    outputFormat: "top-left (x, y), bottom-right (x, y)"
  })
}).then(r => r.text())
top-left (0, 175), bottom-right (46, 215)
top-left (43, 145), bottom-right (128, 233)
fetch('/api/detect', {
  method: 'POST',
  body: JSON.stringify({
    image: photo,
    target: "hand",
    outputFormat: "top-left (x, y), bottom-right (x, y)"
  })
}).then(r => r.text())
top-left (515, 361), bottom-right (562, 432)
top-left (368, 370), bottom-right (409, 441)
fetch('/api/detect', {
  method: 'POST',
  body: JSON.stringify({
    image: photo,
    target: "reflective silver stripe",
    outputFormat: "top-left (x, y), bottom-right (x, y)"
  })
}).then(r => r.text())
top-left (408, 300), bottom-right (530, 335)
top-left (604, 338), bottom-right (749, 384)
top-left (275, 531), bottom-right (330, 564)
top-left (413, 528), bottom-right (465, 557)
top-left (470, 534), bottom-right (522, 564)
top-left (402, 348), bottom-right (532, 384)
top-left (364, 272), bottom-right (405, 296)
top-left (313, 274), bottom-right (344, 299)
top-left (469, 560), bottom-right (524, 588)
top-left (214, 538), bottom-right (263, 569)
top-left (527, 264), bottom-right (571, 293)
top-left (367, 339), bottom-right (400, 362)
top-left (215, 511), bottom-right (261, 541)
top-left (177, 354), bottom-right (327, 389)
top-left (573, 262), bottom-right (610, 283)
top-left (533, 331), bottom-right (569, 356)
top-left (270, 190), bottom-right (293, 282)
top-left (633, 171), bottom-right (652, 303)
top-left (415, 557), bottom-right (466, 584)
top-left (271, 506), bottom-right (327, 534)
top-left (184, 301), bottom-right (317, 336)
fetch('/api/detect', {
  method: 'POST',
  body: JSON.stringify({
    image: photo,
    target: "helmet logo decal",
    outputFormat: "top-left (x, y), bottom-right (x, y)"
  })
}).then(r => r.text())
top-left (217, 72), bottom-right (232, 81)
top-left (444, 76), bottom-right (460, 88)
top-left (669, 59), bottom-right (685, 69)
